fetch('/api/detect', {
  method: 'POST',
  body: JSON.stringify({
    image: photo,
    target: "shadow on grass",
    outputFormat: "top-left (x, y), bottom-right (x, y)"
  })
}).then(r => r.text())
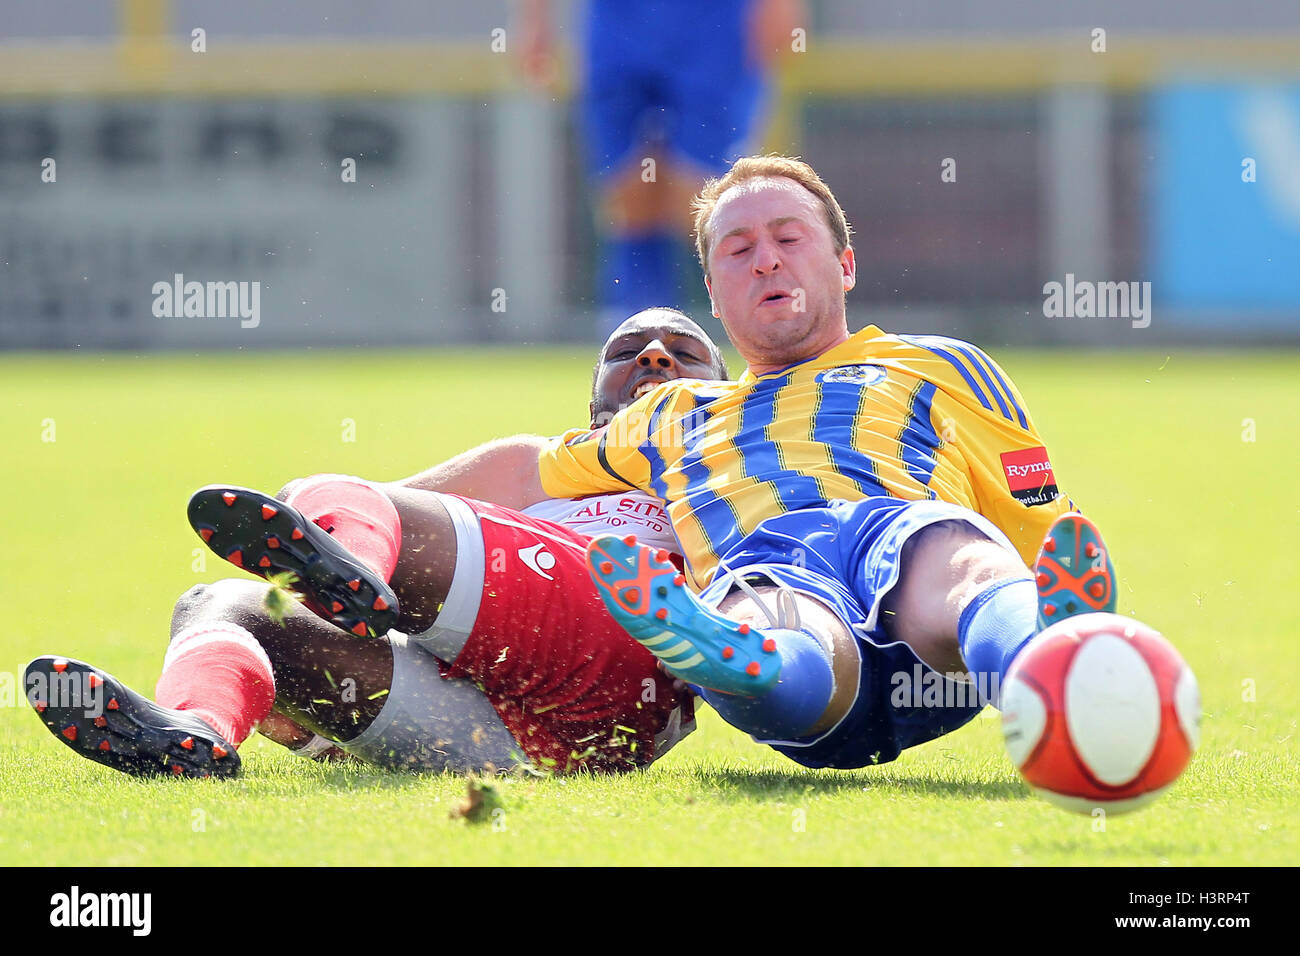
top-left (1015, 837), bottom-right (1194, 859)
top-left (236, 750), bottom-right (502, 795)
top-left (242, 747), bottom-right (1032, 803)
top-left (683, 764), bottom-right (1030, 802)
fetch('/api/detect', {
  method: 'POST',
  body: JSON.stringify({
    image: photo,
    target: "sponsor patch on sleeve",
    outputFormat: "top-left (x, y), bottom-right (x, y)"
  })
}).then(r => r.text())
top-left (1000, 446), bottom-right (1058, 505)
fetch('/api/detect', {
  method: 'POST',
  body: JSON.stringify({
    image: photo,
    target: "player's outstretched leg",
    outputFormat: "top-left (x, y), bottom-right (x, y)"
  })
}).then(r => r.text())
top-left (188, 484), bottom-right (399, 638)
top-left (587, 534), bottom-right (841, 739)
top-left (1034, 512), bottom-right (1117, 629)
top-left (25, 656), bottom-right (242, 778)
top-left (586, 534), bottom-right (782, 694)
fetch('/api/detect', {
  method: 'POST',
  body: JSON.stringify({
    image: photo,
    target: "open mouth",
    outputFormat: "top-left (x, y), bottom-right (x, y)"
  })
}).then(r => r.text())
top-left (631, 378), bottom-right (667, 400)
top-left (760, 291), bottom-right (791, 305)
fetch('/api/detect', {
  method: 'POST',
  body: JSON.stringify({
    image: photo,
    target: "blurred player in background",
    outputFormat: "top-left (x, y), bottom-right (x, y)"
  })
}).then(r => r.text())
top-left (26, 309), bottom-right (727, 778)
top-left (519, 0), bottom-right (804, 335)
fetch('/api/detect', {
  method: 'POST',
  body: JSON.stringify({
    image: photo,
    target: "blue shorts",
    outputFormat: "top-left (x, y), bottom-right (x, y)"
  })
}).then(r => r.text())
top-left (580, 0), bottom-right (767, 178)
top-left (699, 497), bottom-right (1022, 769)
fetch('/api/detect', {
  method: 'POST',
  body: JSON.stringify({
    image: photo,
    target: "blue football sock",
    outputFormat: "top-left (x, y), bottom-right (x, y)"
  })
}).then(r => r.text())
top-left (600, 233), bottom-right (680, 323)
top-left (699, 627), bottom-right (835, 740)
top-left (956, 574), bottom-right (1038, 707)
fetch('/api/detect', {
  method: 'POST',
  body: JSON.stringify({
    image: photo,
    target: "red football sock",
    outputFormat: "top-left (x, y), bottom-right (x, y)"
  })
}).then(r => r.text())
top-left (155, 622), bottom-right (276, 747)
top-left (285, 474), bottom-right (402, 582)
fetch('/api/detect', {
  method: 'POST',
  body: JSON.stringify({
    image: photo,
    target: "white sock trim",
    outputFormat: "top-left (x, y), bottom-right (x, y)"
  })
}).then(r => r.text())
top-left (164, 621), bottom-right (274, 677)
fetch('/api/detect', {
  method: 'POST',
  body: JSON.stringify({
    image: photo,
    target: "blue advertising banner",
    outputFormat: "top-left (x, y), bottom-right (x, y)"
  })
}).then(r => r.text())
top-left (1151, 83), bottom-right (1300, 320)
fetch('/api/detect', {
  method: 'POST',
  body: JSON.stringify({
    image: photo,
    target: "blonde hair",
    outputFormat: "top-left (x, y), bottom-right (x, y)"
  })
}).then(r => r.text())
top-left (691, 155), bottom-right (853, 276)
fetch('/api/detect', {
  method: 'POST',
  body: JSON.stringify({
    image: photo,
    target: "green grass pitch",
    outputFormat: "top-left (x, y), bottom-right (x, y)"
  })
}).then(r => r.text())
top-left (1, 347), bottom-right (1296, 866)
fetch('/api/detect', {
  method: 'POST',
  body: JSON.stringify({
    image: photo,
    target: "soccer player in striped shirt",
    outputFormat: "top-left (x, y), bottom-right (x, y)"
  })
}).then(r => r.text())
top-left (400, 156), bottom-right (1128, 769)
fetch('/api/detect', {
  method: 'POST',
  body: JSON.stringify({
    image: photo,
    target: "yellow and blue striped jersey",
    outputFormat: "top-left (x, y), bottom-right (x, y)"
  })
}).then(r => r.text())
top-left (539, 325), bottom-right (1072, 587)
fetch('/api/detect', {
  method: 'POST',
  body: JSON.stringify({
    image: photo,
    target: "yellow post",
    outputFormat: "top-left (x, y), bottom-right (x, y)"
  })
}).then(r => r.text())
top-left (119, 0), bottom-right (171, 88)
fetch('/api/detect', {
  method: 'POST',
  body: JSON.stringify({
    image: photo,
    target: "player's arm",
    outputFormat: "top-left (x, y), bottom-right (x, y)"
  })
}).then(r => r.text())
top-left (897, 333), bottom-right (1080, 567)
top-left (393, 434), bottom-right (551, 511)
top-left (516, 0), bottom-right (555, 88)
top-left (393, 389), bottom-right (665, 507)
top-left (748, 0), bottom-right (808, 68)
top-left (966, 431), bottom-right (1073, 568)
top-left (534, 393), bottom-right (668, 500)
top-left (946, 371), bottom-right (1074, 567)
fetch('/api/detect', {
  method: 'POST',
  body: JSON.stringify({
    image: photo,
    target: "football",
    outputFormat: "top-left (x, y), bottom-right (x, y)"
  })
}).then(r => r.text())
top-left (1000, 613), bottom-right (1200, 814)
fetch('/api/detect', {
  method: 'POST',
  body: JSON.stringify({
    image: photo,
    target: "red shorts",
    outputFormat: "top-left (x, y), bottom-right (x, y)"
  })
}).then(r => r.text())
top-left (439, 497), bottom-right (692, 773)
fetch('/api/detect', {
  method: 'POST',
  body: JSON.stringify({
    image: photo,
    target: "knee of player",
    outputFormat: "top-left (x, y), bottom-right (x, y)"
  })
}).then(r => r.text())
top-left (171, 578), bottom-right (266, 630)
top-left (907, 520), bottom-right (1017, 589)
top-left (170, 582), bottom-right (213, 638)
top-left (952, 537), bottom-right (1027, 594)
top-left (173, 582), bottom-right (210, 614)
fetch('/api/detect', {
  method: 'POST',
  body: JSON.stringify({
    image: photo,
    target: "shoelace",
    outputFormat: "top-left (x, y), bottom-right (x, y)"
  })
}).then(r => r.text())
top-left (712, 555), bottom-right (802, 632)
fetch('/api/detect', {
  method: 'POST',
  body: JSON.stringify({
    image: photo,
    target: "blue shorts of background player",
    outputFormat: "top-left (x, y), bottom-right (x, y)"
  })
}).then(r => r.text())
top-left (694, 498), bottom-right (1020, 768)
top-left (578, 0), bottom-right (773, 331)
top-left (581, 0), bottom-right (766, 180)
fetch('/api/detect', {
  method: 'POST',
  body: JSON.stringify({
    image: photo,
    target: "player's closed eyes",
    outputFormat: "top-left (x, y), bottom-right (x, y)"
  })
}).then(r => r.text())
top-left (610, 340), bottom-right (708, 364)
top-left (729, 237), bottom-right (797, 256)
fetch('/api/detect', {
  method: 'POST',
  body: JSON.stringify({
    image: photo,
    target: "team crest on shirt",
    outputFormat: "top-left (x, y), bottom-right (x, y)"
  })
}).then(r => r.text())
top-left (821, 365), bottom-right (887, 386)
